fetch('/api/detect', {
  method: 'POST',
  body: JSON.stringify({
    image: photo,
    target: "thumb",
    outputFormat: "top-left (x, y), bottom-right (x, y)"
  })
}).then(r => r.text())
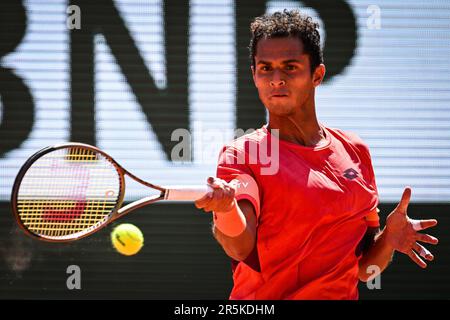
top-left (396, 186), bottom-right (412, 214)
top-left (207, 176), bottom-right (222, 189)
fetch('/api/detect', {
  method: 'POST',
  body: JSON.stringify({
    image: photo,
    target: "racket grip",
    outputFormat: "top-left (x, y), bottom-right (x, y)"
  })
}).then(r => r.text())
top-left (164, 185), bottom-right (213, 201)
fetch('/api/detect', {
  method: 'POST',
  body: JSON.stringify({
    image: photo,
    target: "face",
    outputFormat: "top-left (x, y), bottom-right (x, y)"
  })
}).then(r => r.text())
top-left (252, 36), bottom-right (325, 117)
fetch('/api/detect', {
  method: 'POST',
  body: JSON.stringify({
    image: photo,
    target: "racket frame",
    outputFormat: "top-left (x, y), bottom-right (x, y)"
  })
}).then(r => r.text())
top-left (10, 142), bottom-right (166, 242)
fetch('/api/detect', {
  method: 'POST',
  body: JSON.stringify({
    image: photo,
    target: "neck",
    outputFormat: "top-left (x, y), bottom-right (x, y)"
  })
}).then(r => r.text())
top-left (267, 102), bottom-right (325, 147)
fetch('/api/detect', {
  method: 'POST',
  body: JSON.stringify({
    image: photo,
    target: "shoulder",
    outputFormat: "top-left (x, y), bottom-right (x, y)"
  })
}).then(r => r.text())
top-left (326, 126), bottom-right (371, 156)
top-left (216, 129), bottom-right (267, 180)
top-left (219, 127), bottom-right (269, 156)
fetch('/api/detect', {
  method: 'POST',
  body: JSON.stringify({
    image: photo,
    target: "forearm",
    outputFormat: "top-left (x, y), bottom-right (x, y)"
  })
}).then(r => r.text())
top-left (358, 227), bottom-right (395, 282)
top-left (213, 200), bottom-right (257, 261)
top-left (214, 224), bottom-right (255, 261)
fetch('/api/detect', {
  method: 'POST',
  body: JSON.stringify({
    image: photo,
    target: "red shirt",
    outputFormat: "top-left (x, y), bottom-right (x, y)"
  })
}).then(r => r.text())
top-left (216, 124), bottom-right (380, 300)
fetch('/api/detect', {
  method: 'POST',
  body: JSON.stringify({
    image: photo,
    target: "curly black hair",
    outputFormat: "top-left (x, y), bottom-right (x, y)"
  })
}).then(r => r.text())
top-left (249, 9), bottom-right (323, 74)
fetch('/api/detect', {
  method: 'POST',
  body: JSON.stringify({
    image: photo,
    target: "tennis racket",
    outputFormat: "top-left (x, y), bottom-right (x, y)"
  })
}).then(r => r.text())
top-left (11, 142), bottom-right (212, 242)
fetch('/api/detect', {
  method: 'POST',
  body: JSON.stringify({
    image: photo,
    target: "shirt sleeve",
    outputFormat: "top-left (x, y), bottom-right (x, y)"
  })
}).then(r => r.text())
top-left (338, 129), bottom-right (380, 228)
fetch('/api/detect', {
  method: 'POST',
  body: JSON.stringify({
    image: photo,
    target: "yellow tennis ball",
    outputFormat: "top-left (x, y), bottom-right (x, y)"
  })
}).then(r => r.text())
top-left (111, 223), bottom-right (144, 256)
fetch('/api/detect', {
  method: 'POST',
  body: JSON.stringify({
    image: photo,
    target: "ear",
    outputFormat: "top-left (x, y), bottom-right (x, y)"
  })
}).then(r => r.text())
top-left (312, 64), bottom-right (326, 87)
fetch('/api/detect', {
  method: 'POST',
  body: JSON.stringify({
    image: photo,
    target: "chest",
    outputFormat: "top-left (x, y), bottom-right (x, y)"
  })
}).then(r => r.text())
top-left (256, 142), bottom-right (375, 227)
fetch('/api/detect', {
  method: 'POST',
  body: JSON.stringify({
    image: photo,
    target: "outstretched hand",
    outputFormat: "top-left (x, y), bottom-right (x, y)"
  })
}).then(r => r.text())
top-left (385, 187), bottom-right (439, 268)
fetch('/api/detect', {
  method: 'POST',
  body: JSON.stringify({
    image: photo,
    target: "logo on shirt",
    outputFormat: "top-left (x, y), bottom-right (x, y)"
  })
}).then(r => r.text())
top-left (343, 168), bottom-right (358, 180)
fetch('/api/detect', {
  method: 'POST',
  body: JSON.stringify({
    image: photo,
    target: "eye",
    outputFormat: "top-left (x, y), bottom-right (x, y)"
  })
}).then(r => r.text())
top-left (260, 65), bottom-right (271, 71)
top-left (285, 65), bottom-right (297, 71)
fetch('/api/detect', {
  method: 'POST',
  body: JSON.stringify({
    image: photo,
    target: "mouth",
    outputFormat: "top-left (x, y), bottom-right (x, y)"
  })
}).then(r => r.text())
top-left (270, 94), bottom-right (289, 98)
top-left (270, 91), bottom-right (289, 98)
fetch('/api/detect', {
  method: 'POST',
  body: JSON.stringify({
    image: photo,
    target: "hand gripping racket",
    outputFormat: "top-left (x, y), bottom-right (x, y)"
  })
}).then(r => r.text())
top-left (11, 143), bottom-right (212, 242)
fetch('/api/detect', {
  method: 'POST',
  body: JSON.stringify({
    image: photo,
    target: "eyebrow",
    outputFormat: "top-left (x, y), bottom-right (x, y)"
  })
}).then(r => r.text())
top-left (257, 59), bottom-right (304, 65)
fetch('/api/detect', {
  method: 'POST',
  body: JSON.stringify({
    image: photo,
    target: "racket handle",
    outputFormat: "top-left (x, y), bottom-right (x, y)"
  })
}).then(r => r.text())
top-left (164, 185), bottom-right (213, 201)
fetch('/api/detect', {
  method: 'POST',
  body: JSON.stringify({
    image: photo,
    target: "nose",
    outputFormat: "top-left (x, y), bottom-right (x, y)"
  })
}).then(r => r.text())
top-left (270, 70), bottom-right (286, 87)
top-left (270, 79), bottom-right (286, 87)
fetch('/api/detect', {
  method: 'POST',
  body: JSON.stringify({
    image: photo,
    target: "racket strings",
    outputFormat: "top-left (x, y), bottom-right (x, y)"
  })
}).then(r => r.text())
top-left (16, 147), bottom-right (121, 239)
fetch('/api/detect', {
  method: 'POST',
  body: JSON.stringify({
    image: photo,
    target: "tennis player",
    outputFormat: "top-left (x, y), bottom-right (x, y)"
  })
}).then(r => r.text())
top-left (195, 10), bottom-right (439, 299)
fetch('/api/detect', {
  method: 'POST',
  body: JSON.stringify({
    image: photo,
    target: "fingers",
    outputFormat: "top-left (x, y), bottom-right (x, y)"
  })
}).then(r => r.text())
top-left (396, 186), bottom-right (412, 214)
top-left (194, 192), bottom-right (213, 209)
top-left (204, 187), bottom-right (225, 212)
top-left (407, 249), bottom-right (427, 269)
top-left (413, 242), bottom-right (434, 261)
top-left (410, 219), bottom-right (438, 231)
top-left (195, 177), bottom-right (235, 213)
top-left (195, 177), bottom-right (225, 208)
top-left (194, 177), bottom-right (220, 209)
top-left (207, 176), bottom-right (223, 188)
top-left (415, 233), bottom-right (439, 245)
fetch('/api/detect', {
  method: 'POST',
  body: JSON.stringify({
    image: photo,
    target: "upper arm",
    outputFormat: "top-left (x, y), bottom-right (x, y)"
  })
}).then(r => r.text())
top-left (238, 199), bottom-right (257, 237)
